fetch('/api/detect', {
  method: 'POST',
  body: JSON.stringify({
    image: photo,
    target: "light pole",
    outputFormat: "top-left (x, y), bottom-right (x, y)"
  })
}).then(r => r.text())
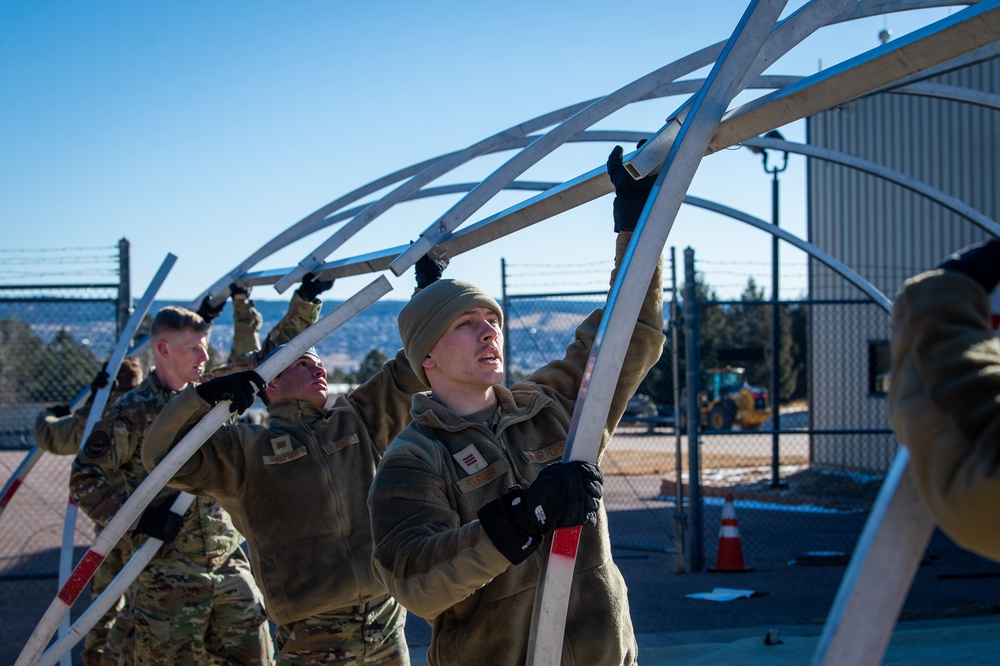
top-left (759, 130), bottom-right (788, 487)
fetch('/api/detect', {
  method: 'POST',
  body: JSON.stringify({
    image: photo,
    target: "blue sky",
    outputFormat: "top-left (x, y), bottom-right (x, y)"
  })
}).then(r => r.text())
top-left (1, 1), bottom-right (957, 303)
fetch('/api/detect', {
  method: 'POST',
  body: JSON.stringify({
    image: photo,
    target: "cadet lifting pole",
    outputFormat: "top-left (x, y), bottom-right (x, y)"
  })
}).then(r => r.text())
top-left (525, 0), bottom-right (788, 662)
top-left (15, 276), bottom-right (393, 666)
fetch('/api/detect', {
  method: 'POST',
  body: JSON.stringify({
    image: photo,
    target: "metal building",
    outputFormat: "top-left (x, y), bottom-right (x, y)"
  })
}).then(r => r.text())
top-left (806, 54), bottom-right (1000, 471)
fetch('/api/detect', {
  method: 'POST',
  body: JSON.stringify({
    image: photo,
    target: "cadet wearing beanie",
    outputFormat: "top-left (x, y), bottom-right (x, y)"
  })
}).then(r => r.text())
top-left (369, 145), bottom-right (664, 666)
top-left (398, 279), bottom-right (502, 385)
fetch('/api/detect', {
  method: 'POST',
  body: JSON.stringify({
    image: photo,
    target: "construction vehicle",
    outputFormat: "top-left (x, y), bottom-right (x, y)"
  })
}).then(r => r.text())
top-left (679, 367), bottom-right (770, 431)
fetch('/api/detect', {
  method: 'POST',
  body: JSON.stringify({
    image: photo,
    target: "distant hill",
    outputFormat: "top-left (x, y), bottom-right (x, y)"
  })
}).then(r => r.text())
top-left (152, 298), bottom-right (409, 370)
top-left (150, 296), bottom-right (605, 374)
top-left (0, 296), bottom-right (604, 375)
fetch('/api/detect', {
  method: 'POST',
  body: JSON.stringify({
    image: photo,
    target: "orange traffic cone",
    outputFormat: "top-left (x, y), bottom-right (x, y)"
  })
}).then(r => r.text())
top-left (709, 494), bottom-right (754, 572)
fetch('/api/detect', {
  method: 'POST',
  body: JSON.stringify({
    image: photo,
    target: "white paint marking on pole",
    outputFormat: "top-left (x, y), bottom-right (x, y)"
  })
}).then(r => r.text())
top-left (16, 276), bottom-right (392, 666)
top-left (0, 446), bottom-right (45, 518)
top-left (526, 2), bottom-right (789, 663)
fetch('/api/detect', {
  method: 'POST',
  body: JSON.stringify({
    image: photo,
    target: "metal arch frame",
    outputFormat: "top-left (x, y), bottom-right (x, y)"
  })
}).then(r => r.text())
top-left (893, 81), bottom-right (1000, 109)
top-left (706, 3), bottom-right (1000, 153)
top-left (203, 0), bottom-right (980, 304)
top-left (231, 127), bottom-right (1000, 288)
top-left (254, 0), bottom-right (874, 288)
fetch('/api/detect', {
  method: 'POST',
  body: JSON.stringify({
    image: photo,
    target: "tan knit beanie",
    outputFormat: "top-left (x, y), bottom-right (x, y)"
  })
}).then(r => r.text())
top-left (398, 279), bottom-right (503, 385)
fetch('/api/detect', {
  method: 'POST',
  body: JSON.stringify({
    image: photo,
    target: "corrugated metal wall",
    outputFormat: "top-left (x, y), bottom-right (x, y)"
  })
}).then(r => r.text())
top-left (807, 56), bottom-right (1000, 471)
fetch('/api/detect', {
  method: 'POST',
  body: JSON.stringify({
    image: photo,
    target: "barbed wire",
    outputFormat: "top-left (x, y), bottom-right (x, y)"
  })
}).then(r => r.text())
top-left (0, 245), bottom-right (114, 254)
top-left (0, 245), bottom-right (120, 283)
top-left (503, 260), bottom-right (610, 269)
top-left (1, 256), bottom-right (116, 266)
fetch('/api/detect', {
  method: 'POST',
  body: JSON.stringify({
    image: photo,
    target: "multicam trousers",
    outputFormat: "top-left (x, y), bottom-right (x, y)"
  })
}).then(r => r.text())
top-left (274, 595), bottom-right (408, 665)
top-left (129, 547), bottom-right (273, 665)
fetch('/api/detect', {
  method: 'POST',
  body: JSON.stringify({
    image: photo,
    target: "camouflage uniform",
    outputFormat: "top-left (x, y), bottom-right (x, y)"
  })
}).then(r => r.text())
top-left (231, 295), bottom-right (264, 361)
top-left (206, 292), bottom-right (320, 380)
top-left (273, 597), bottom-right (408, 665)
top-left (143, 349), bottom-right (427, 665)
top-left (35, 398), bottom-right (133, 666)
top-left (70, 372), bottom-right (273, 666)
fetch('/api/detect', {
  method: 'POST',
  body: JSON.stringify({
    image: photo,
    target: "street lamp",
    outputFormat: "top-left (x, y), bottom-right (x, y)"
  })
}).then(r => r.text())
top-left (756, 129), bottom-right (788, 488)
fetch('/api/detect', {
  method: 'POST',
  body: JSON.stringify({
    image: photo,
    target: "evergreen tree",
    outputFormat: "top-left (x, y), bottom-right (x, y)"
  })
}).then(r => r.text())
top-left (41, 328), bottom-right (102, 402)
top-left (787, 302), bottom-right (808, 402)
top-left (0, 319), bottom-right (51, 403)
top-left (354, 348), bottom-right (390, 385)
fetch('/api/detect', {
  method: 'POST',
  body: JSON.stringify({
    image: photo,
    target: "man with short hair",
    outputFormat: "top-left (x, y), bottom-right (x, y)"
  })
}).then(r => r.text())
top-left (366, 146), bottom-right (664, 665)
top-left (71, 306), bottom-right (274, 665)
top-left (141, 257), bottom-right (446, 665)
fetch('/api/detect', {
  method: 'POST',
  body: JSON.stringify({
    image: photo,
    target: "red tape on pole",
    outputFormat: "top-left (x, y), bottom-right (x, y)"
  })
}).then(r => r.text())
top-left (57, 551), bottom-right (105, 606)
top-left (550, 527), bottom-right (581, 558)
top-left (0, 479), bottom-right (23, 509)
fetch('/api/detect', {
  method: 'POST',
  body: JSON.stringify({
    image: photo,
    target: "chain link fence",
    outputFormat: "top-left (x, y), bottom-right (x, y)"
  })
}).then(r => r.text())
top-left (502, 263), bottom-right (895, 570)
top-left (0, 283), bottom-right (122, 586)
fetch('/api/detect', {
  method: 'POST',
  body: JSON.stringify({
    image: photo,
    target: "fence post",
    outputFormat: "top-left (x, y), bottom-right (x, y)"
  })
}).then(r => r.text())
top-left (116, 238), bottom-right (131, 337)
top-left (669, 247), bottom-right (687, 569)
top-left (683, 247), bottom-right (703, 572)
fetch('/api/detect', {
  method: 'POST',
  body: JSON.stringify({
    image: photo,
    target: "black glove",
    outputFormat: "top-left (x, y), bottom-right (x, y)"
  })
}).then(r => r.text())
top-left (414, 252), bottom-right (449, 290)
top-left (90, 367), bottom-right (110, 394)
top-left (195, 371), bottom-right (265, 414)
top-left (296, 272), bottom-right (334, 302)
top-left (478, 461), bottom-right (604, 565)
top-left (229, 282), bottom-right (251, 299)
top-left (50, 404), bottom-right (72, 418)
top-left (196, 294), bottom-right (226, 323)
top-left (607, 145), bottom-right (657, 232)
top-left (134, 499), bottom-right (185, 543)
top-left (938, 239), bottom-right (1000, 293)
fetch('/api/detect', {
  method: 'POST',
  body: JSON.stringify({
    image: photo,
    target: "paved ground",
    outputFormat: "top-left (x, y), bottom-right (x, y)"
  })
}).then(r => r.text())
top-left (4, 514), bottom-right (1000, 664)
top-left (5, 434), bottom-right (1000, 664)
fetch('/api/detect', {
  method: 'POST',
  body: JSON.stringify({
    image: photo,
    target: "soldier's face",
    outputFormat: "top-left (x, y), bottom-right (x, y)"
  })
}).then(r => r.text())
top-left (423, 307), bottom-right (504, 392)
top-left (159, 329), bottom-right (209, 385)
top-left (266, 355), bottom-right (328, 408)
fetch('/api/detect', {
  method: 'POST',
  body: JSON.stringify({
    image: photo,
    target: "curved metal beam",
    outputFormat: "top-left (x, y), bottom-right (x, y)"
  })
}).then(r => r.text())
top-left (270, 98), bottom-right (601, 292)
top-left (744, 136), bottom-right (1000, 237)
top-left (684, 196), bottom-right (892, 310)
top-left (203, 1), bottom-right (979, 303)
top-left (894, 81), bottom-right (1000, 110)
